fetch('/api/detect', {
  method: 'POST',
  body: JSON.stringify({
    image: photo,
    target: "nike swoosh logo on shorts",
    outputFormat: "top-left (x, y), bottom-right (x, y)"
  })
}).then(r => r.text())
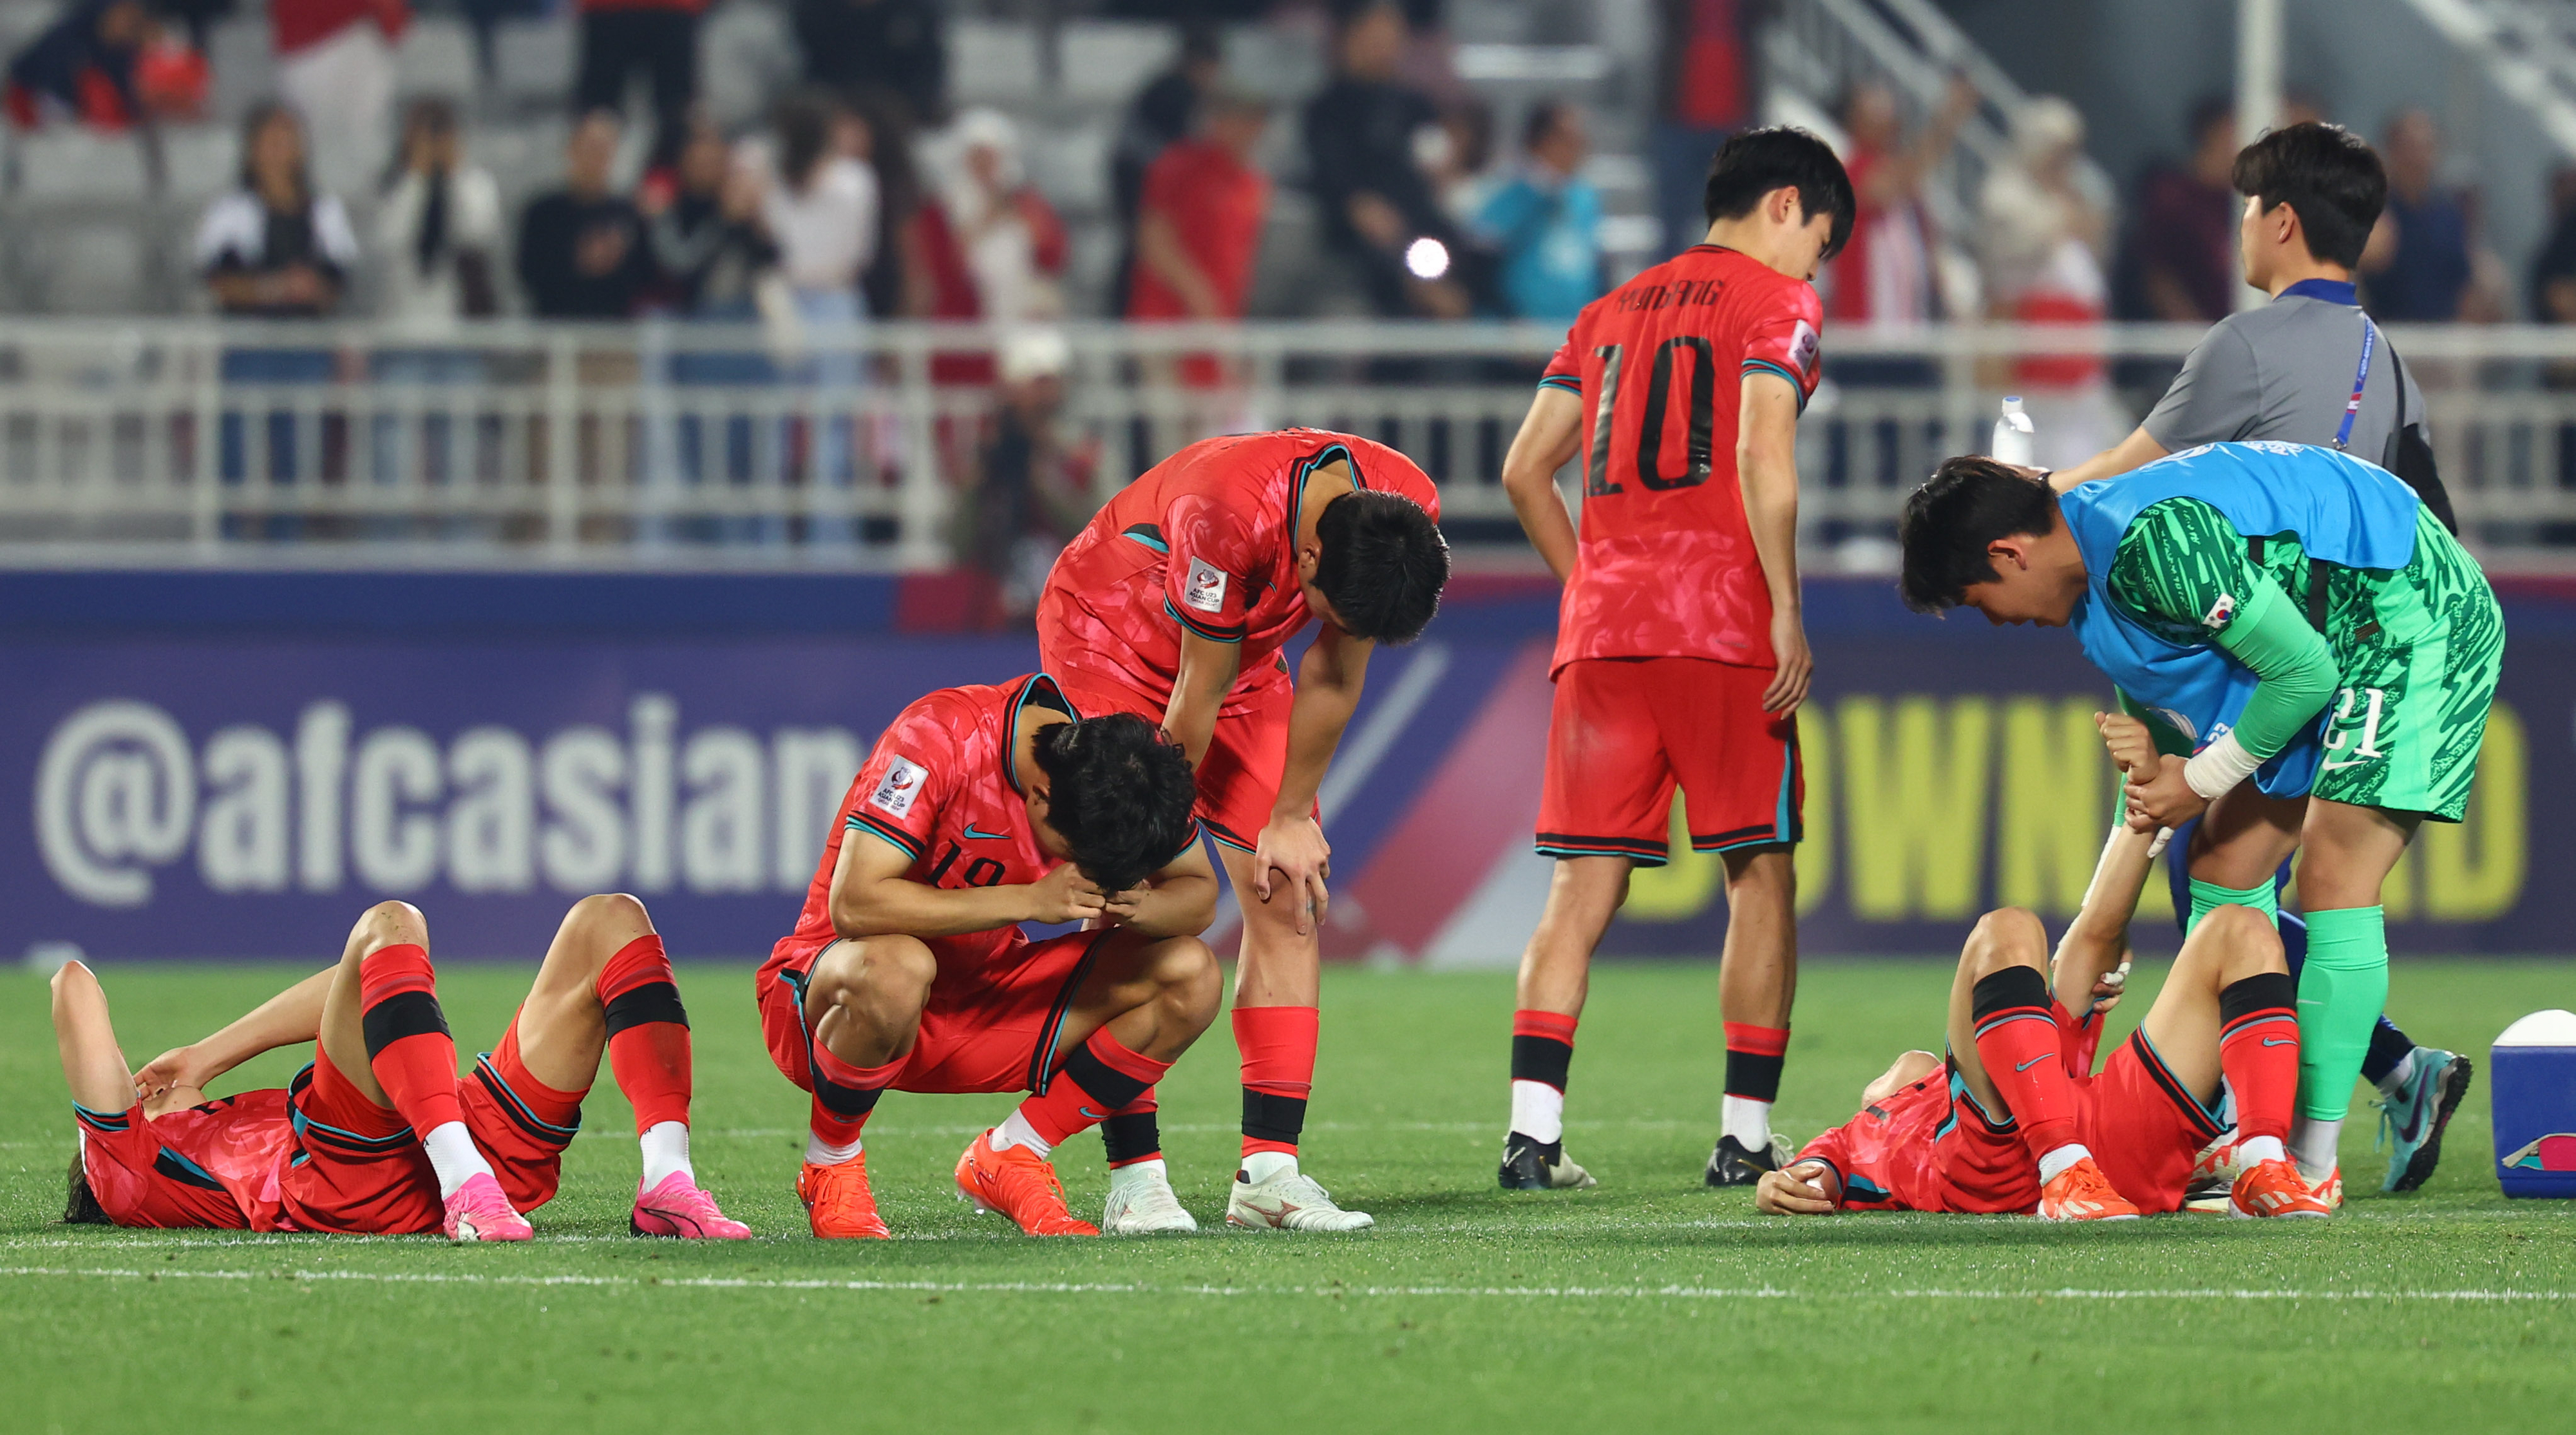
top-left (2262, 1038), bottom-right (2295, 1047)
top-left (2320, 757), bottom-right (2376, 771)
top-left (2015, 1056), bottom-right (2049, 1072)
top-left (963, 825), bottom-right (1008, 840)
top-left (1079, 1107), bottom-right (1108, 1121)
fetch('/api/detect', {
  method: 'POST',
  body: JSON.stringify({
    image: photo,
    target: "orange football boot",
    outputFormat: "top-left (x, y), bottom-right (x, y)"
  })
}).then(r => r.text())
top-left (2036, 1155), bottom-right (2142, 1221)
top-left (2230, 1158), bottom-right (2334, 1219)
top-left (799, 1154), bottom-right (891, 1239)
top-left (955, 1131), bottom-right (1099, 1236)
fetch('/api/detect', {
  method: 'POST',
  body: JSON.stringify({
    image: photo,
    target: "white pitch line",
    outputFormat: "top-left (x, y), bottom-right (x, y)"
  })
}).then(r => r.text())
top-left (0, 1266), bottom-right (2568, 1303)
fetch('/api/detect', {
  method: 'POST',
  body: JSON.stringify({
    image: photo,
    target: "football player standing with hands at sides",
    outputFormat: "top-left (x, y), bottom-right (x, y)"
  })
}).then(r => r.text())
top-left (1492, 128), bottom-right (1853, 1192)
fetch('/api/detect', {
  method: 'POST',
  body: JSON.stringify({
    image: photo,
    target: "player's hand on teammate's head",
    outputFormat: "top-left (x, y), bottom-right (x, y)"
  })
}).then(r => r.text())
top-left (1028, 862), bottom-right (1111, 926)
top-left (2093, 710), bottom-right (2157, 778)
top-left (1756, 1160), bottom-right (1839, 1216)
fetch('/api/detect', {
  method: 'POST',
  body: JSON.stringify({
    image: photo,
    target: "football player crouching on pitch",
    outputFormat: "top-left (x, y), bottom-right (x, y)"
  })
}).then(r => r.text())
top-left (761, 674), bottom-right (1223, 1238)
top-left (1757, 716), bottom-right (2331, 1222)
top-left (56, 894), bottom-right (748, 1240)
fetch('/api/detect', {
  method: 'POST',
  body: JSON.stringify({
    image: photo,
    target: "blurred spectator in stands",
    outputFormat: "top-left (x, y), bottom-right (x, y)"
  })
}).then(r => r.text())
top-left (1978, 95), bottom-right (2113, 466)
top-left (960, 328), bottom-right (1098, 625)
top-left (198, 100), bottom-right (356, 317)
top-left (271, 0), bottom-right (404, 196)
top-left (517, 111), bottom-right (652, 318)
top-left (649, 118), bottom-right (779, 316)
top-left (1826, 75), bottom-right (1975, 330)
top-left (845, 89), bottom-right (920, 323)
top-left (1652, 0), bottom-right (1766, 259)
top-left (2119, 99), bottom-right (2236, 322)
top-left (1472, 100), bottom-right (1602, 322)
top-left (764, 92), bottom-right (876, 323)
top-left (2361, 109), bottom-right (2499, 322)
top-left (2530, 165), bottom-right (2576, 332)
top-left (375, 97), bottom-right (500, 324)
top-left (795, 0), bottom-right (945, 130)
top-left (1303, 1), bottom-right (1470, 318)
top-left (162, 0), bottom-right (230, 53)
top-left (911, 108), bottom-right (1068, 383)
top-left (6, 0), bottom-right (205, 133)
top-left (1109, 21), bottom-right (1225, 313)
top-left (1129, 85), bottom-right (1270, 390)
top-left (1427, 96), bottom-right (1495, 225)
top-left (574, 0), bottom-right (701, 183)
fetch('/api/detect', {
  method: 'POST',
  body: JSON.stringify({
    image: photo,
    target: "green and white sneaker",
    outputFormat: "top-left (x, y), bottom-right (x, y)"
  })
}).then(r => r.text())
top-left (2374, 1047), bottom-right (2474, 1193)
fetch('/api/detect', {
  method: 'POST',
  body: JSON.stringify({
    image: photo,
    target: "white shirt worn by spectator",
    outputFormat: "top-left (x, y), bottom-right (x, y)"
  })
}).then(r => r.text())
top-left (763, 157), bottom-right (878, 297)
top-left (194, 189), bottom-right (363, 277)
top-left (375, 166), bottom-right (503, 327)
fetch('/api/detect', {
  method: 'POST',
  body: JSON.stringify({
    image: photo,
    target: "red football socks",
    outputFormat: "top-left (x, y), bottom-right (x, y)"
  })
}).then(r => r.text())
top-left (1969, 966), bottom-right (2080, 1158)
top-left (2219, 972), bottom-right (2301, 1145)
top-left (597, 935), bottom-right (692, 1133)
top-left (1236, 1005), bottom-right (1318, 1157)
top-left (1722, 1021), bottom-right (1790, 1102)
top-left (357, 943), bottom-right (464, 1134)
top-left (808, 1040), bottom-right (905, 1150)
top-left (1016, 1027), bottom-right (1171, 1148)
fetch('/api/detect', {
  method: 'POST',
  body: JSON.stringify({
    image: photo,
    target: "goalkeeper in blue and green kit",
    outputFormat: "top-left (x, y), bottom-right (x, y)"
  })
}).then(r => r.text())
top-left (1897, 439), bottom-right (2504, 1207)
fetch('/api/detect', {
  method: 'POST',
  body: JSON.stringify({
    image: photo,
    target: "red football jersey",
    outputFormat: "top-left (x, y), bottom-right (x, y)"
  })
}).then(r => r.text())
top-left (763, 674), bottom-right (1198, 982)
top-left (1794, 1066), bottom-right (1952, 1212)
top-left (1540, 244), bottom-right (1823, 676)
top-left (77, 1090), bottom-right (296, 1229)
top-left (1037, 430), bottom-right (1441, 712)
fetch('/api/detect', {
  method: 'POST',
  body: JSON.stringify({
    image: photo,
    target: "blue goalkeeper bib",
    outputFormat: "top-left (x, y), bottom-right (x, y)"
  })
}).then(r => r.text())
top-left (2057, 441), bottom-right (2423, 797)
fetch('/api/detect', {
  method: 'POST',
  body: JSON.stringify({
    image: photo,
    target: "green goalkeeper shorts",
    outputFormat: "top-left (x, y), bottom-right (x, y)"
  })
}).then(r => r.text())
top-left (2311, 506), bottom-right (2505, 823)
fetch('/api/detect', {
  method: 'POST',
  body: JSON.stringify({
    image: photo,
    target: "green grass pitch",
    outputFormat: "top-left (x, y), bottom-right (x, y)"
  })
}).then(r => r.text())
top-left (5, 956), bottom-right (2573, 1431)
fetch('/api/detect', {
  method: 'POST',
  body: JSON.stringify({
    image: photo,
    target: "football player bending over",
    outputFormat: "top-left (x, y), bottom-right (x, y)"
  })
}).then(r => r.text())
top-left (760, 674), bottom-right (1222, 1238)
top-left (55, 894), bottom-right (748, 1240)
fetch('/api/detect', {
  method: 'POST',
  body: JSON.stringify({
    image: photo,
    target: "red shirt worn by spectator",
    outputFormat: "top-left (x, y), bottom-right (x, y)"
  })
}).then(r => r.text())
top-left (909, 189), bottom-right (1069, 386)
top-left (1128, 137), bottom-right (1270, 387)
top-left (270, 0), bottom-right (406, 57)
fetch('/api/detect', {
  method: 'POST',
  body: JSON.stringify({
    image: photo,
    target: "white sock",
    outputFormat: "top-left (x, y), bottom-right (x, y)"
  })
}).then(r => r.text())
top-left (2290, 1116), bottom-right (2342, 1181)
top-left (1510, 1079), bottom-right (1565, 1144)
top-left (420, 1120), bottom-right (495, 1200)
top-left (2036, 1143), bottom-right (2091, 1184)
top-left (639, 1121), bottom-right (693, 1189)
top-left (1721, 1095), bottom-right (1773, 1149)
top-left (989, 1110), bottom-right (1051, 1158)
top-left (1239, 1150), bottom-right (1297, 1184)
top-left (1108, 1157), bottom-right (1168, 1194)
top-left (2237, 1134), bottom-right (2286, 1168)
top-left (804, 1132), bottom-right (862, 1166)
top-left (2376, 1049), bottom-right (2418, 1096)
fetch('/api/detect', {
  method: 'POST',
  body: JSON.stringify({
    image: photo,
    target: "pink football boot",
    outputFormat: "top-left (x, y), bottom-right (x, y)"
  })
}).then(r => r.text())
top-left (632, 1171), bottom-right (752, 1239)
top-left (444, 1172), bottom-right (535, 1242)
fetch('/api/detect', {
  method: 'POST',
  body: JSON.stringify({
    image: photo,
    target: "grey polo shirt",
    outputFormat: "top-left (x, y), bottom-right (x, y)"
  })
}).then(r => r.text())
top-left (2142, 280), bottom-right (2428, 461)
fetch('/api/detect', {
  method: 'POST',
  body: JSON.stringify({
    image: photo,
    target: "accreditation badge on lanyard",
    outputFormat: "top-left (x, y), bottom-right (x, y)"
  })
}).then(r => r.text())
top-left (2333, 318), bottom-right (2378, 453)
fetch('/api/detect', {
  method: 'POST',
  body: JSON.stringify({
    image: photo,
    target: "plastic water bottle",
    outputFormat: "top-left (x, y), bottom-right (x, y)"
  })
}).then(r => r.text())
top-left (1991, 395), bottom-right (2036, 467)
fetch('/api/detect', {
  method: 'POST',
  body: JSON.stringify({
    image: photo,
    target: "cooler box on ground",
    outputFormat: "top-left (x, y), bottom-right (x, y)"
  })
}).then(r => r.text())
top-left (2492, 1009), bottom-right (2576, 1198)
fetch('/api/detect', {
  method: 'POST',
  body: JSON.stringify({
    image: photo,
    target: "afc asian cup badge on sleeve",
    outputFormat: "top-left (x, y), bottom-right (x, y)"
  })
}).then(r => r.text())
top-left (868, 757), bottom-right (927, 819)
top-left (1184, 558), bottom-right (1230, 614)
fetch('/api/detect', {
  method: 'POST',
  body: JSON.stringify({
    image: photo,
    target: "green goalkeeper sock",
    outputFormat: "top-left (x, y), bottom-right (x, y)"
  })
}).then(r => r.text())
top-left (2296, 906), bottom-right (2390, 1124)
top-left (2186, 877), bottom-right (2278, 935)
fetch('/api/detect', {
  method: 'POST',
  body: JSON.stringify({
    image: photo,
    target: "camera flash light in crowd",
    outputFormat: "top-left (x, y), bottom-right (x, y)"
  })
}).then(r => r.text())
top-left (1991, 396), bottom-right (2035, 467)
top-left (1405, 237), bottom-right (1451, 281)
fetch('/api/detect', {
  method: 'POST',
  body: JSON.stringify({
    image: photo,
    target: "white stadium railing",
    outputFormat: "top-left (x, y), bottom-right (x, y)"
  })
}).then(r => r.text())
top-left (3, 318), bottom-right (2576, 569)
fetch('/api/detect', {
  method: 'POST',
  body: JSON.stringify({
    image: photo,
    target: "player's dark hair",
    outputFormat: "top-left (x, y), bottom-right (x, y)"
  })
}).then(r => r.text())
top-left (1897, 456), bottom-right (2063, 612)
top-left (1313, 489), bottom-right (1449, 643)
top-left (1034, 712), bottom-right (1198, 893)
top-left (2232, 122), bottom-right (2386, 269)
top-left (1702, 126), bottom-right (1856, 260)
top-left (62, 1152), bottom-right (109, 1225)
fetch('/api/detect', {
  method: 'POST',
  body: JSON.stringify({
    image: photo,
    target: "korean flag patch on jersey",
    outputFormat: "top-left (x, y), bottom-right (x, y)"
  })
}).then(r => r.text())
top-left (1184, 557), bottom-right (1230, 614)
top-left (868, 756), bottom-right (927, 819)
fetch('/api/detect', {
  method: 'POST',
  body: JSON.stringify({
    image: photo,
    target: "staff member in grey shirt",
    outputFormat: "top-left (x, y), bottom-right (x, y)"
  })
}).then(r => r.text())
top-left (2038, 122), bottom-right (2470, 1199)
top-left (2051, 123), bottom-right (2437, 504)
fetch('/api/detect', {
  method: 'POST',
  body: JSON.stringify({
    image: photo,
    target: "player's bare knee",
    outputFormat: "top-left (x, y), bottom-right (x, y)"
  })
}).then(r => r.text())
top-left (47, 958), bottom-right (97, 1004)
top-left (1155, 936), bottom-right (1222, 1028)
top-left (819, 935), bottom-right (936, 1010)
top-left (350, 900), bottom-right (427, 960)
top-left (565, 891), bottom-right (653, 951)
top-left (2194, 903), bottom-right (2285, 976)
top-left (1963, 908), bottom-right (2048, 975)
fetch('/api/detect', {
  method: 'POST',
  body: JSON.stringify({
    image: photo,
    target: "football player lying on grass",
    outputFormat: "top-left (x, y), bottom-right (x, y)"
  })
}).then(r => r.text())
top-left (1757, 717), bottom-right (2332, 1222)
top-left (55, 894), bottom-right (747, 1242)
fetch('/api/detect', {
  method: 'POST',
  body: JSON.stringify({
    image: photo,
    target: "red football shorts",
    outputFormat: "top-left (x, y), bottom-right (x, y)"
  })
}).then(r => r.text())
top-left (762, 928), bottom-right (1116, 1098)
top-left (76, 1091), bottom-right (292, 1230)
top-left (1537, 656), bottom-right (1801, 864)
top-left (1933, 1030), bottom-right (2225, 1215)
top-left (275, 1026), bottom-right (583, 1234)
top-left (1053, 669), bottom-right (1300, 855)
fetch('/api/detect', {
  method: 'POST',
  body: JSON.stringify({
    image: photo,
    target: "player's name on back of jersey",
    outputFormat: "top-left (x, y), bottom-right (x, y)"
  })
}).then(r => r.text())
top-left (1610, 276), bottom-right (1732, 314)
